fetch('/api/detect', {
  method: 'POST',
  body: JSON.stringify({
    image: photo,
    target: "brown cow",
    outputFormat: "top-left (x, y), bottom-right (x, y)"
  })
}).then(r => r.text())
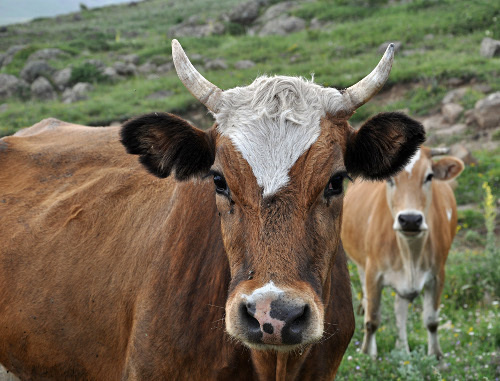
top-left (342, 147), bottom-right (464, 359)
top-left (0, 40), bottom-right (424, 379)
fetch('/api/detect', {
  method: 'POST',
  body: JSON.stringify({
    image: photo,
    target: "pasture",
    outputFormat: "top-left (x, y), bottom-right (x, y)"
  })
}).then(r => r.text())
top-left (0, 0), bottom-right (498, 379)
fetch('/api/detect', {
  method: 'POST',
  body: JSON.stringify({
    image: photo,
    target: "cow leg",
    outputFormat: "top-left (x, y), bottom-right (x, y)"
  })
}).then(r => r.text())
top-left (357, 266), bottom-right (366, 315)
top-left (394, 294), bottom-right (410, 353)
top-left (361, 265), bottom-right (382, 358)
top-left (423, 275), bottom-right (444, 359)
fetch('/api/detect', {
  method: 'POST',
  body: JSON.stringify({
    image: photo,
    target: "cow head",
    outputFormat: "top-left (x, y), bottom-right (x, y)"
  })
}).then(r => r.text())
top-left (386, 146), bottom-right (464, 238)
top-left (120, 40), bottom-right (425, 351)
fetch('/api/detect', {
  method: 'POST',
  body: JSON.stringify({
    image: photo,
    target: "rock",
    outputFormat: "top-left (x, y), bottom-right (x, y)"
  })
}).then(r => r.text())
top-left (474, 92), bottom-right (500, 129)
top-left (62, 82), bottom-right (93, 103)
top-left (228, 0), bottom-right (261, 25)
top-left (138, 62), bottom-right (157, 75)
top-left (234, 60), bottom-right (255, 69)
top-left (122, 54), bottom-right (140, 65)
top-left (156, 63), bottom-right (174, 74)
top-left (53, 68), bottom-right (72, 90)
top-left (377, 41), bottom-right (402, 54)
top-left (205, 59), bottom-right (228, 70)
top-left (27, 48), bottom-right (67, 62)
top-left (259, 16), bottom-right (306, 36)
top-left (480, 37), bottom-right (500, 58)
top-left (84, 59), bottom-right (106, 70)
top-left (464, 109), bottom-right (476, 126)
top-left (102, 67), bottom-right (120, 81)
top-left (169, 16), bottom-right (225, 38)
top-left (0, 74), bottom-right (29, 100)
top-left (449, 143), bottom-right (477, 165)
top-left (113, 61), bottom-right (137, 76)
top-left (31, 77), bottom-right (57, 101)
top-left (258, 2), bottom-right (296, 24)
top-left (0, 45), bottom-right (27, 68)
top-left (441, 103), bottom-right (464, 124)
top-left (309, 18), bottom-right (333, 30)
top-left (147, 90), bottom-right (174, 100)
top-left (0, 103), bottom-right (8, 113)
top-left (20, 60), bottom-right (55, 83)
top-left (421, 114), bottom-right (449, 131)
top-left (434, 123), bottom-right (467, 137)
top-left (442, 87), bottom-right (468, 104)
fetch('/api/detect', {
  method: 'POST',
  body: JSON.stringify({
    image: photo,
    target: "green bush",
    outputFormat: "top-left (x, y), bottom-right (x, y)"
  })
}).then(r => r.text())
top-left (69, 62), bottom-right (106, 85)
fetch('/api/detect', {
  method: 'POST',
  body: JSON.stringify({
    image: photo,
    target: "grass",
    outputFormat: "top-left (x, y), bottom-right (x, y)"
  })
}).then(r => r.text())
top-left (0, 0), bottom-right (499, 130)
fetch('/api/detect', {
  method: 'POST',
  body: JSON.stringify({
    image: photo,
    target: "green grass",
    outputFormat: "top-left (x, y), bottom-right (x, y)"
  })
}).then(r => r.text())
top-left (1, 0), bottom-right (499, 131)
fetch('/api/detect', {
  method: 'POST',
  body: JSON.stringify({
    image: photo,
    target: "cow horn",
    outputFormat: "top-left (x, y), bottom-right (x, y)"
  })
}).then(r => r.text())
top-left (430, 147), bottom-right (450, 156)
top-left (341, 43), bottom-right (395, 114)
top-left (172, 39), bottom-right (223, 113)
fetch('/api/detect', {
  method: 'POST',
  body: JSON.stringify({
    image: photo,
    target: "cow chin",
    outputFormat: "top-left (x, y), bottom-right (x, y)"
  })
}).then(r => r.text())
top-left (225, 281), bottom-right (324, 351)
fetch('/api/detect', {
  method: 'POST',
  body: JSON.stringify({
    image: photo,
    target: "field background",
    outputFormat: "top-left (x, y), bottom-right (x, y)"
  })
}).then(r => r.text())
top-left (0, 0), bottom-right (499, 379)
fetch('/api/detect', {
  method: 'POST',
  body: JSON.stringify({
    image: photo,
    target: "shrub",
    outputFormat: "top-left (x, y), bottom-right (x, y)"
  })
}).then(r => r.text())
top-left (69, 62), bottom-right (105, 85)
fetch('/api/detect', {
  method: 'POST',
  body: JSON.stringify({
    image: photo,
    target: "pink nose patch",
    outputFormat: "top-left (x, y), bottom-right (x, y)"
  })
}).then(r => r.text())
top-left (253, 298), bottom-right (285, 344)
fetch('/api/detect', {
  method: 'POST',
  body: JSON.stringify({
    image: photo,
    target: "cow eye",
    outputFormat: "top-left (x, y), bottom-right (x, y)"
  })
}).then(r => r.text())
top-left (387, 178), bottom-right (395, 186)
top-left (324, 172), bottom-right (350, 198)
top-left (213, 173), bottom-right (229, 196)
top-left (425, 173), bottom-right (434, 183)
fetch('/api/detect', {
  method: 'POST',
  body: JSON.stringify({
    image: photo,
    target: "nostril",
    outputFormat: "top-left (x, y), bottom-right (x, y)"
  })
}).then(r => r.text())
top-left (239, 303), bottom-right (260, 334)
top-left (415, 215), bottom-right (423, 225)
top-left (289, 304), bottom-right (310, 334)
top-left (398, 214), bottom-right (407, 225)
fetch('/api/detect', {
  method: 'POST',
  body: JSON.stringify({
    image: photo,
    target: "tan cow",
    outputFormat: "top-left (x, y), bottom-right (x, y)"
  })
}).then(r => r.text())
top-left (0, 40), bottom-right (425, 379)
top-left (342, 146), bottom-right (464, 359)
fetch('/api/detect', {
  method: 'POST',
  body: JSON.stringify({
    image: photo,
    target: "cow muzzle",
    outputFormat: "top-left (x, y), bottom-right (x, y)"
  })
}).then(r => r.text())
top-left (393, 210), bottom-right (428, 236)
top-left (226, 281), bottom-right (323, 350)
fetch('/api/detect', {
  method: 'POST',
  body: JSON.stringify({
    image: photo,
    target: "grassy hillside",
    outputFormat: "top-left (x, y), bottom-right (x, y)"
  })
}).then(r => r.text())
top-left (0, 0), bottom-right (499, 380)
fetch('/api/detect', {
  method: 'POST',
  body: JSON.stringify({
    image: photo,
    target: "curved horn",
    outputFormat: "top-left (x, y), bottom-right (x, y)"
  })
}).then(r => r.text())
top-left (171, 39), bottom-right (223, 113)
top-left (342, 43), bottom-right (395, 114)
top-left (430, 147), bottom-right (450, 156)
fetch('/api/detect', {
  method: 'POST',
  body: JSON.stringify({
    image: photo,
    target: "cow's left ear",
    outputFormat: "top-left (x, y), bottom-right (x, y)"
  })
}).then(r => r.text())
top-left (432, 157), bottom-right (464, 181)
top-left (120, 112), bottom-right (215, 180)
top-left (345, 112), bottom-right (426, 180)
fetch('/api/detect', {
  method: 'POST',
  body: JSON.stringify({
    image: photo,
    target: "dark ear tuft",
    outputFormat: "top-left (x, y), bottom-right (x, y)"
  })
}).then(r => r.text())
top-left (120, 112), bottom-right (215, 180)
top-left (345, 112), bottom-right (425, 180)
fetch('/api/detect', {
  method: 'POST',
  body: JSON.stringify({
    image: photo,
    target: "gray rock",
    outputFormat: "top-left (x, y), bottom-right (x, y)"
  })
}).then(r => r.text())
top-left (0, 45), bottom-right (27, 68)
top-left (234, 60), bottom-right (255, 69)
top-left (449, 143), bottom-right (477, 165)
top-left (0, 74), bottom-right (29, 100)
top-left (259, 15), bottom-right (306, 36)
top-left (474, 92), bottom-right (500, 129)
top-left (122, 54), bottom-right (140, 65)
top-left (31, 77), bottom-right (57, 101)
top-left (480, 37), bottom-right (500, 58)
top-left (421, 114), bottom-right (449, 131)
top-left (27, 48), bottom-right (67, 62)
top-left (309, 18), bottom-right (333, 30)
top-left (138, 62), bottom-right (157, 75)
top-left (53, 68), bottom-right (72, 90)
top-left (0, 103), bottom-right (8, 113)
top-left (434, 123), bottom-right (467, 137)
top-left (169, 16), bottom-right (225, 38)
top-left (157, 63), bottom-right (174, 74)
top-left (102, 67), bottom-right (120, 81)
top-left (113, 61), bottom-right (137, 76)
top-left (84, 59), bottom-right (106, 70)
top-left (442, 87), bottom-right (468, 104)
top-left (377, 41), bottom-right (402, 54)
top-left (205, 59), bottom-right (228, 70)
top-left (258, 2), bottom-right (296, 24)
top-left (20, 60), bottom-right (55, 83)
top-left (228, 0), bottom-right (261, 25)
top-left (62, 82), bottom-right (93, 104)
top-left (441, 103), bottom-right (464, 124)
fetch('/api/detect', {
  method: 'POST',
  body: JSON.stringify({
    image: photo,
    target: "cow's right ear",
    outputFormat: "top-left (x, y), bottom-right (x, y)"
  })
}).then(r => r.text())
top-left (345, 112), bottom-right (426, 180)
top-left (120, 112), bottom-right (215, 180)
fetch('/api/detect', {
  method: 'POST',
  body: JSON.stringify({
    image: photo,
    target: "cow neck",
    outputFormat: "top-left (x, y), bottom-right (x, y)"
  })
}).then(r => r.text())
top-left (395, 232), bottom-right (429, 289)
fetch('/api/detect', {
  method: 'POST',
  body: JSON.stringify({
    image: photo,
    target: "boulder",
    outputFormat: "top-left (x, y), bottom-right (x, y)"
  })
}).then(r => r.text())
top-left (62, 82), bottom-right (93, 104)
top-left (205, 59), bottom-right (228, 70)
top-left (0, 74), bottom-right (29, 100)
top-left (113, 61), bottom-right (137, 76)
top-left (474, 92), bottom-right (500, 129)
top-left (258, 2), bottom-right (296, 24)
top-left (169, 16), bottom-right (225, 38)
top-left (0, 103), bottom-right (8, 113)
top-left (102, 67), bottom-right (120, 81)
top-left (31, 77), bottom-right (57, 101)
top-left (122, 54), bottom-right (140, 65)
top-left (147, 90), bottom-right (174, 100)
top-left (441, 103), bottom-right (464, 124)
top-left (138, 62), bottom-right (157, 75)
top-left (434, 123), bottom-right (467, 138)
top-left (259, 15), bottom-right (306, 36)
top-left (228, 0), bottom-right (261, 25)
top-left (156, 63), bottom-right (174, 74)
top-left (480, 37), bottom-right (500, 58)
top-left (27, 48), bottom-right (68, 62)
top-left (442, 87), bottom-right (468, 104)
top-left (20, 60), bottom-right (55, 83)
top-left (234, 60), bottom-right (255, 69)
top-left (53, 68), bottom-right (72, 90)
top-left (0, 45), bottom-right (27, 68)
top-left (449, 143), bottom-right (477, 166)
top-left (421, 114), bottom-right (449, 131)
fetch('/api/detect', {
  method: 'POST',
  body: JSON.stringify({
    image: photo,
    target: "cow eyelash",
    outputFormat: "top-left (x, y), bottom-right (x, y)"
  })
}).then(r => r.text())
top-left (324, 171), bottom-right (351, 199)
top-left (207, 170), bottom-right (230, 197)
top-left (424, 173), bottom-right (434, 183)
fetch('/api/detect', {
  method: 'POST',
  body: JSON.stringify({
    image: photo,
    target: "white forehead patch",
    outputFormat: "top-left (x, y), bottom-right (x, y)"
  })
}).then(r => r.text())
top-left (215, 75), bottom-right (343, 197)
top-left (404, 148), bottom-right (421, 176)
top-left (446, 208), bottom-right (452, 221)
